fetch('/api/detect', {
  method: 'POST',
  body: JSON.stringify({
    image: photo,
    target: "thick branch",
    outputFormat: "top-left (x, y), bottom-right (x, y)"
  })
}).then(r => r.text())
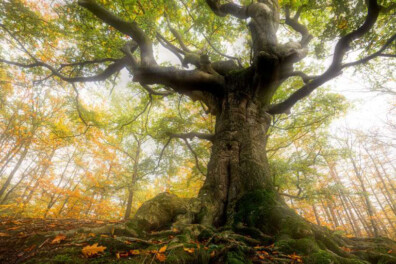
top-left (269, 0), bottom-right (381, 115)
top-left (284, 6), bottom-right (313, 47)
top-left (78, 0), bottom-right (156, 66)
top-left (330, 0), bottom-right (381, 70)
top-left (286, 71), bottom-right (317, 84)
top-left (133, 66), bottom-right (225, 96)
top-left (121, 41), bottom-right (224, 98)
top-left (205, 0), bottom-right (249, 19)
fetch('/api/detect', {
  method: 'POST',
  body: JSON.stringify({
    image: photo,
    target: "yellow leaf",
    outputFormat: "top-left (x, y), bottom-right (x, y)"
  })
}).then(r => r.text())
top-left (130, 249), bottom-right (140, 255)
top-left (287, 252), bottom-right (303, 263)
top-left (156, 253), bottom-right (166, 262)
top-left (159, 245), bottom-right (167, 253)
top-left (51, 234), bottom-right (66, 244)
top-left (183, 247), bottom-right (195, 254)
top-left (82, 243), bottom-right (106, 258)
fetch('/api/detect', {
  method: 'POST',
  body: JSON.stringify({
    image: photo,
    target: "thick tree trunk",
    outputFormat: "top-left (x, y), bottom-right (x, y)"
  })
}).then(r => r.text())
top-left (198, 89), bottom-right (273, 226)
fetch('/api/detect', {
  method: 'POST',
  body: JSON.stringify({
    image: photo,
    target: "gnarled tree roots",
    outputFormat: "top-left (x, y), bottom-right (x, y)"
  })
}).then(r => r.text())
top-left (122, 192), bottom-right (396, 264)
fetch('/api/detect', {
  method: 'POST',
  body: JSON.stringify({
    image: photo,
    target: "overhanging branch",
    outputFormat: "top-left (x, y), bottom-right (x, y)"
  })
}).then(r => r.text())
top-left (0, 57), bottom-right (128, 83)
top-left (1, 57), bottom-right (126, 83)
top-left (342, 34), bottom-right (396, 68)
top-left (268, 0), bottom-right (381, 115)
top-left (205, 0), bottom-right (249, 19)
top-left (78, 0), bottom-right (156, 66)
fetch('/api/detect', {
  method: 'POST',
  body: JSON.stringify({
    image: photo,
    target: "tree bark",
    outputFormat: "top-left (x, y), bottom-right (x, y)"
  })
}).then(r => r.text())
top-left (198, 88), bottom-right (274, 226)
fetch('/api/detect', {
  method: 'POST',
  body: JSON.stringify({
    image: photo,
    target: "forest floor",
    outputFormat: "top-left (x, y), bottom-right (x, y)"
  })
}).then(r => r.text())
top-left (0, 217), bottom-right (310, 264)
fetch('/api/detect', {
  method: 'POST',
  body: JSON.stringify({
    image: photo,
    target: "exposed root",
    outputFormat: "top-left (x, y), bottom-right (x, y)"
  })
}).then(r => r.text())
top-left (123, 191), bottom-right (396, 264)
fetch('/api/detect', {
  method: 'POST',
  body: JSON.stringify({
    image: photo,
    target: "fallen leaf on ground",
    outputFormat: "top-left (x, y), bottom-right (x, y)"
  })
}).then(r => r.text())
top-left (159, 245), bottom-right (167, 253)
top-left (156, 253), bottom-right (166, 262)
top-left (287, 252), bottom-right (303, 263)
top-left (130, 249), bottom-right (140, 255)
top-left (183, 247), bottom-right (195, 254)
top-left (0, 232), bottom-right (10, 237)
top-left (51, 234), bottom-right (66, 244)
top-left (116, 252), bottom-right (129, 258)
top-left (82, 243), bottom-right (106, 257)
top-left (341, 246), bottom-right (352, 252)
top-left (24, 245), bottom-right (36, 252)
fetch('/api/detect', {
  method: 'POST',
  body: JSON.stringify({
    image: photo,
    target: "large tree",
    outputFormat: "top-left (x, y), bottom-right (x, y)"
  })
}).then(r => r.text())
top-left (1, 0), bottom-right (395, 262)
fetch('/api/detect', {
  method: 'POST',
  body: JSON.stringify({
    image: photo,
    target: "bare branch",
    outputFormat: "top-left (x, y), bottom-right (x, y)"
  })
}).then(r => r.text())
top-left (119, 96), bottom-right (152, 129)
top-left (154, 137), bottom-right (172, 170)
top-left (78, 0), bottom-right (156, 66)
top-left (181, 138), bottom-right (206, 176)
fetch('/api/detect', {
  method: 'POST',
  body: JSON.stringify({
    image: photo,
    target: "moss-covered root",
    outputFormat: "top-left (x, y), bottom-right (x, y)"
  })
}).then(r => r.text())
top-left (232, 189), bottom-right (396, 264)
top-left (128, 192), bottom-right (190, 234)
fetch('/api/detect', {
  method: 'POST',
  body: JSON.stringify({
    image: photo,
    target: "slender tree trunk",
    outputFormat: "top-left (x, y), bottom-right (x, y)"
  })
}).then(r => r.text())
top-left (0, 141), bottom-right (31, 198)
top-left (349, 154), bottom-right (379, 237)
top-left (312, 204), bottom-right (321, 226)
top-left (22, 148), bottom-right (56, 209)
top-left (124, 140), bottom-right (141, 220)
top-left (0, 143), bottom-right (23, 174)
top-left (0, 159), bottom-right (37, 204)
top-left (364, 147), bottom-right (396, 213)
